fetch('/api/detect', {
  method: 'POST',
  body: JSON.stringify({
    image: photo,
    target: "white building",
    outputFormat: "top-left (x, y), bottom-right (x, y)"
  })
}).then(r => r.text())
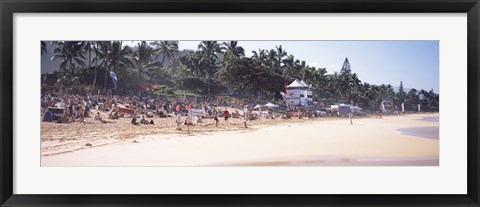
top-left (280, 79), bottom-right (313, 107)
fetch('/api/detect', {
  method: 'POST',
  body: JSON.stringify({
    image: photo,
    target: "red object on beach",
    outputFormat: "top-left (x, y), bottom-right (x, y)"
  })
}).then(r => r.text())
top-left (118, 107), bottom-right (134, 115)
top-left (176, 104), bottom-right (181, 112)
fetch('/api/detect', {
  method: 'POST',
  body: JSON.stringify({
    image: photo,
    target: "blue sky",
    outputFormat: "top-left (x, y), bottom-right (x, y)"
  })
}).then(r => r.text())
top-left (127, 41), bottom-right (438, 92)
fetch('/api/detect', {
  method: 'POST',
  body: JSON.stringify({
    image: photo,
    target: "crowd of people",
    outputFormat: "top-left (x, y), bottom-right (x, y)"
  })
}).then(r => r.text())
top-left (41, 91), bottom-right (261, 130)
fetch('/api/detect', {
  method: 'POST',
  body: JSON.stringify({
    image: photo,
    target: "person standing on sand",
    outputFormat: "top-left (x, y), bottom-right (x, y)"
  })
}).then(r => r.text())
top-left (175, 104), bottom-right (182, 130)
top-left (214, 116), bottom-right (219, 127)
top-left (348, 109), bottom-right (353, 125)
top-left (223, 108), bottom-right (229, 123)
top-left (186, 117), bottom-right (191, 132)
top-left (243, 106), bottom-right (249, 128)
top-left (187, 103), bottom-right (193, 121)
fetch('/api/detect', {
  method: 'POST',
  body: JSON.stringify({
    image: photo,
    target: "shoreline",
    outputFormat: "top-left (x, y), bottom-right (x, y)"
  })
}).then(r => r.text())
top-left (41, 113), bottom-right (439, 166)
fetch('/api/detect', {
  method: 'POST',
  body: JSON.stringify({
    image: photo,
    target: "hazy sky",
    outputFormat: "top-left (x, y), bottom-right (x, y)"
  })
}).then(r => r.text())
top-left (124, 40), bottom-right (439, 92)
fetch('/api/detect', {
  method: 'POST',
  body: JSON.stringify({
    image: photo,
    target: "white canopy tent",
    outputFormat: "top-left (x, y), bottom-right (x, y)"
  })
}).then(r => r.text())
top-left (287, 79), bottom-right (308, 88)
top-left (264, 102), bottom-right (279, 108)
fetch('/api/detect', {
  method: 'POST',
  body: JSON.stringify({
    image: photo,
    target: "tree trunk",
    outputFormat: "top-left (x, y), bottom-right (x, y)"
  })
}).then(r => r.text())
top-left (70, 59), bottom-right (74, 77)
top-left (92, 42), bottom-right (98, 88)
top-left (88, 44), bottom-right (92, 88)
top-left (161, 54), bottom-right (166, 67)
top-left (103, 61), bottom-right (108, 90)
top-left (207, 73), bottom-right (211, 95)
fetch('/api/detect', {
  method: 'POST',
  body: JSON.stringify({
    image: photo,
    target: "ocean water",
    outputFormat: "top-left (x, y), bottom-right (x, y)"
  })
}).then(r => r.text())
top-left (396, 126), bottom-right (439, 139)
top-left (416, 116), bottom-right (439, 122)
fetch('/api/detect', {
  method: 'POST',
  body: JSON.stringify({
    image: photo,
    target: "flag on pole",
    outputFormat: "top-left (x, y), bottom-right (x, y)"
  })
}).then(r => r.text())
top-left (110, 71), bottom-right (118, 89)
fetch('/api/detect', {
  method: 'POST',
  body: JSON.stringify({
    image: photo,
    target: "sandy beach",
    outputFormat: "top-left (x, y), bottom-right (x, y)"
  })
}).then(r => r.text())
top-left (41, 113), bottom-right (439, 166)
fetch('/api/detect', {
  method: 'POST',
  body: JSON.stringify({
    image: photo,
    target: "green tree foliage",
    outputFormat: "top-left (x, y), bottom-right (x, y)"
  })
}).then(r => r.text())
top-left (150, 41), bottom-right (179, 69)
top-left (131, 41), bottom-right (162, 80)
top-left (216, 57), bottom-right (283, 98)
top-left (42, 41), bottom-right (440, 112)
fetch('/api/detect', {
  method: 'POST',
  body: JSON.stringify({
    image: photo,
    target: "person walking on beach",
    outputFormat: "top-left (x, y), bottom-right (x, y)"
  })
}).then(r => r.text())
top-left (348, 109), bottom-right (353, 125)
top-left (243, 106), bottom-right (249, 128)
top-left (401, 102), bottom-right (405, 115)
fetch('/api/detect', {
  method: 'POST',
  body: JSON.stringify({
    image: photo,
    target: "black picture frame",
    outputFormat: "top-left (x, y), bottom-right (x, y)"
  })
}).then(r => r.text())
top-left (1, 0), bottom-right (479, 206)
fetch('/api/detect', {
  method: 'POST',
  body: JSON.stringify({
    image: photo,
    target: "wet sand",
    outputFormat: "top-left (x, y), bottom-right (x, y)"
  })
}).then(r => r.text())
top-left (41, 113), bottom-right (439, 166)
top-left (396, 126), bottom-right (439, 140)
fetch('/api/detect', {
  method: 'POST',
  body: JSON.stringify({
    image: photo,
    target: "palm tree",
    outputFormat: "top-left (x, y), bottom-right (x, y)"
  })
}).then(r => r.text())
top-left (91, 41), bottom-right (104, 89)
top-left (108, 41), bottom-right (133, 72)
top-left (326, 72), bottom-right (342, 102)
top-left (150, 41), bottom-right (179, 67)
top-left (282, 54), bottom-right (297, 80)
top-left (51, 41), bottom-right (86, 77)
top-left (275, 45), bottom-right (287, 73)
top-left (222, 41), bottom-right (245, 57)
top-left (82, 41), bottom-right (94, 87)
top-left (198, 41), bottom-right (224, 95)
top-left (97, 41), bottom-right (133, 89)
top-left (198, 41), bottom-right (224, 61)
top-left (132, 41), bottom-right (161, 80)
top-left (92, 41), bottom-right (111, 90)
top-left (251, 49), bottom-right (267, 61)
top-left (266, 49), bottom-right (278, 73)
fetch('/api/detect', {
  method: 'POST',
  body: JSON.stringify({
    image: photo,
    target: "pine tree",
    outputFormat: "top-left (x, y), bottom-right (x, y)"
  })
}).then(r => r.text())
top-left (398, 81), bottom-right (406, 103)
top-left (340, 57), bottom-right (351, 74)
